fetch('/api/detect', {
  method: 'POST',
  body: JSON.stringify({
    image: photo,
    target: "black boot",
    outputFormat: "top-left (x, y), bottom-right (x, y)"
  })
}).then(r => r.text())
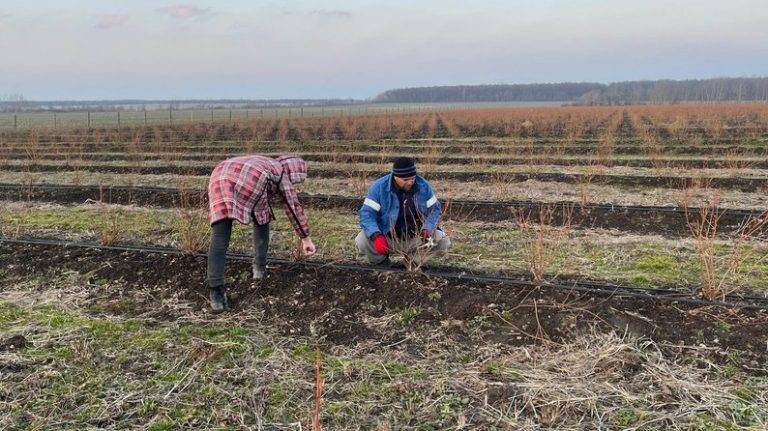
top-left (209, 285), bottom-right (229, 312)
top-left (253, 263), bottom-right (267, 281)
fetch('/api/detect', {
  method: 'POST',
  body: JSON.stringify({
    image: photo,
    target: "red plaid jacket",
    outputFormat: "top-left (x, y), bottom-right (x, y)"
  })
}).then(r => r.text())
top-left (208, 155), bottom-right (310, 237)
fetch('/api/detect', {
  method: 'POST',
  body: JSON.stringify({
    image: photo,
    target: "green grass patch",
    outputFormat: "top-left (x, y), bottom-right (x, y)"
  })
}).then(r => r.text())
top-left (5, 202), bottom-right (768, 292)
top-left (0, 301), bottom-right (28, 325)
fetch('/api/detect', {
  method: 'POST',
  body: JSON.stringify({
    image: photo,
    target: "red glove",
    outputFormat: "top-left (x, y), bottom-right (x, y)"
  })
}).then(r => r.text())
top-left (372, 233), bottom-right (389, 255)
top-left (420, 229), bottom-right (431, 240)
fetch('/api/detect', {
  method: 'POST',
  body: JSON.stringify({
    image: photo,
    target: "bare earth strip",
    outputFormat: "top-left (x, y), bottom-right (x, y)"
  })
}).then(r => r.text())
top-left (1, 171), bottom-right (766, 210)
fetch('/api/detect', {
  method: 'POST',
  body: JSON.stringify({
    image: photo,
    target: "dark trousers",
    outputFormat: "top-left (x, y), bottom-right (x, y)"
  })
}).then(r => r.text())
top-left (207, 219), bottom-right (270, 288)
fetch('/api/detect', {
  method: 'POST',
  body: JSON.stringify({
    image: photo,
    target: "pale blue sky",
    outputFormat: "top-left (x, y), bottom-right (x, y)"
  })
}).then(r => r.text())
top-left (1, 0), bottom-right (767, 100)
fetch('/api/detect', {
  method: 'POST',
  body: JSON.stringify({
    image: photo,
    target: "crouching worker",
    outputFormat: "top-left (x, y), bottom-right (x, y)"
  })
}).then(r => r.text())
top-left (207, 155), bottom-right (316, 312)
top-left (355, 156), bottom-right (451, 267)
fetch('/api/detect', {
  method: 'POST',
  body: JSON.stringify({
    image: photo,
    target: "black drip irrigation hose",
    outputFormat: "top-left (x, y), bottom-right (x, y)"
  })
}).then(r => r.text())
top-left (4, 165), bottom-right (768, 192)
top-left (6, 153), bottom-right (768, 169)
top-left (3, 236), bottom-right (768, 311)
top-left (1, 182), bottom-right (765, 219)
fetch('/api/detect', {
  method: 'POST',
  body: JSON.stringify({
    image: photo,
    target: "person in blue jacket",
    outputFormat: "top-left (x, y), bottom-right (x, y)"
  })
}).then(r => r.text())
top-left (355, 156), bottom-right (451, 265)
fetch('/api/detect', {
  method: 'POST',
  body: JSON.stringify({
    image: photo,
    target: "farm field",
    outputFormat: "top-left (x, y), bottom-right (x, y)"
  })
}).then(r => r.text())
top-left (2, 104), bottom-right (768, 429)
top-left (0, 102), bottom-right (560, 130)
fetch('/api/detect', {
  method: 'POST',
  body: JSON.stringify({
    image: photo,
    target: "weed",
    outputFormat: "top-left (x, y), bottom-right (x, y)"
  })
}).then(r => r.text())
top-left (399, 307), bottom-right (421, 326)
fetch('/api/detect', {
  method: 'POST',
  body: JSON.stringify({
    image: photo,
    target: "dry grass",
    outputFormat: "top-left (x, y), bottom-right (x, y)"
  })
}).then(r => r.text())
top-left (3, 273), bottom-right (765, 431)
top-left (491, 329), bottom-right (768, 429)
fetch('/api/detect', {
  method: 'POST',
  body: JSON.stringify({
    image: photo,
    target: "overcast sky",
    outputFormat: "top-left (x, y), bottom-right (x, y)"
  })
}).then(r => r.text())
top-left (2, 0), bottom-right (767, 100)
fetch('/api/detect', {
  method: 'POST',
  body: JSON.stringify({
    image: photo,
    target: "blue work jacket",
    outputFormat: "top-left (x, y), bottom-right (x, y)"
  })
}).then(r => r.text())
top-left (359, 173), bottom-right (442, 238)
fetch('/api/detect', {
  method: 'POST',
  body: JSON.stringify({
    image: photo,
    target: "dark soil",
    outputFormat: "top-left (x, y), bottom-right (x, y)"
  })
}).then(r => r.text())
top-left (0, 335), bottom-right (30, 351)
top-left (2, 242), bottom-right (768, 364)
top-left (4, 163), bottom-right (766, 192)
top-left (2, 143), bottom-right (768, 158)
top-left (7, 152), bottom-right (768, 169)
top-left (1, 183), bottom-right (764, 237)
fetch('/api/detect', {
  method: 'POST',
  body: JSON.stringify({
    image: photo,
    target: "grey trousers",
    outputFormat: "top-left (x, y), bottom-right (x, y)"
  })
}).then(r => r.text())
top-left (207, 219), bottom-right (269, 288)
top-left (355, 229), bottom-right (451, 264)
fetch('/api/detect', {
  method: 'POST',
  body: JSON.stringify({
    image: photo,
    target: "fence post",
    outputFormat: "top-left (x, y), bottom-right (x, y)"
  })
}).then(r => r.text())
top-left (169, 106), bottom-right (173, 126)
top-left (144, 110), bottom-right (148, 127)
top-left (117, 111), bottom-right (121, 129)
top-left (229, 110), bottom-right (232, 122)
top-left (87, 111), bottom-right (91, 129)
top-left (14, 114), bottom-right (17, 130)
top-left (300, 107), bottom-right (303, 117)
top-left (211, 109), bottom-right (214, 124)
top-left (53, 112), bottom-right (57, 129)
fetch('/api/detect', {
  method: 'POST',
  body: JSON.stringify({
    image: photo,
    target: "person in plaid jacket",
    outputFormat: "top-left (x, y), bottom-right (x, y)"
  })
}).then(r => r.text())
top-left (206, 154), bottom-right (316, 311)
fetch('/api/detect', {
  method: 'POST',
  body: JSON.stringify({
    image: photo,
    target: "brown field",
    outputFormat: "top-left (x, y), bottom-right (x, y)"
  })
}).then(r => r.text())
top-left (2, 104), bottom-right (768, 429)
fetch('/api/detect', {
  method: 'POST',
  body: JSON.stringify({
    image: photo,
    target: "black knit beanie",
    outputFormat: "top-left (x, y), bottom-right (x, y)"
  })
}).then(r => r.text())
top-left (392, 156), bottom-right (417, 178)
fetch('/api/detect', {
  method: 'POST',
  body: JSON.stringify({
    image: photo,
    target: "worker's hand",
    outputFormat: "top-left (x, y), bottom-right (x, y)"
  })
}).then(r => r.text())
top-left (420, 229), bottom-right (431, 241)
top-left (301, 237), bottom-right (316, 256)
top-left (372, 233), bottom-right (389, 255)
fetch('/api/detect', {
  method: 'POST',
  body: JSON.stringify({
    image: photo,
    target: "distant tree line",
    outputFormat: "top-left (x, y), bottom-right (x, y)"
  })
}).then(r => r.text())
top-left (373, 77), bottom-right (768, 104)
top-left (373, 83), bottom-right (605, 103)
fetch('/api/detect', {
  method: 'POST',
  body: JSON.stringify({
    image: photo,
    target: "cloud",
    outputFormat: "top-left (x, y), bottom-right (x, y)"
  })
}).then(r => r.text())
top-left (95, 14), bottom-right (129, 29)
top-left (280, 8), bottom-right (352, 18)
top-left (308, 9), bottom-right (352, 18)
top-left (157, 4), bottom-right (212, 19)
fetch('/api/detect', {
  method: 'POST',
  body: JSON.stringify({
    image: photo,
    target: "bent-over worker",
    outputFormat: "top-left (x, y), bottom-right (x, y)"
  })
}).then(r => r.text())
top-left (207, 155), bottom-right (316, 311)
